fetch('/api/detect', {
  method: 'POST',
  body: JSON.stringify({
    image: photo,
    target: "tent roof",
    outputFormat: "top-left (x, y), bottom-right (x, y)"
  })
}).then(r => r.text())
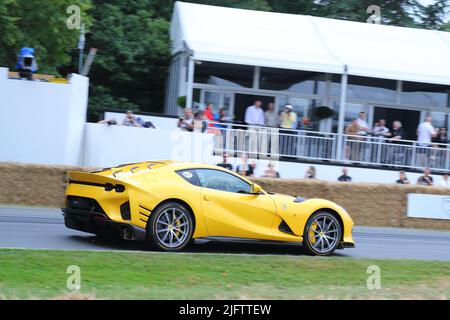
top-left (171, 2), bottom-right (450, 86)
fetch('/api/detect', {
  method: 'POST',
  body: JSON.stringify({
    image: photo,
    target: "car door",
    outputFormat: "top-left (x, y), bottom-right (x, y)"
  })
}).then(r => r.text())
top-left (195, 168), bottom-right (277, 240)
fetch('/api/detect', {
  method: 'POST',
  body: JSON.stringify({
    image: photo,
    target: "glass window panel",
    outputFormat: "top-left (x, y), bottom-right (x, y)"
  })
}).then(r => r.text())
top-left (331, 102), bottom-right (370, 133)
top-left (204, 91), bottom-right (221, 113)
top-left (194, 61), bottom-right (253, 88)
top-left (260, 67), bottom-right (325, 94)
top-left (346, 76), bottom-right (396, 103)
top-left (402, 82), bottom-right (449, 108)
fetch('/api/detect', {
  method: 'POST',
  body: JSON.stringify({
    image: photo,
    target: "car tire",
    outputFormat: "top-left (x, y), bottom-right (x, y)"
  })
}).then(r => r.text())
top-left (302, 211), bottom-right (342, 256)
top-left (146, 202), bottom-right (194, 252)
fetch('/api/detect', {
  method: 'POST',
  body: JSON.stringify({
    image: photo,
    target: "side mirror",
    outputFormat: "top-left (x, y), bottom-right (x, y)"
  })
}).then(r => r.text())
top-left (251, 183), bottom-right (263, 194)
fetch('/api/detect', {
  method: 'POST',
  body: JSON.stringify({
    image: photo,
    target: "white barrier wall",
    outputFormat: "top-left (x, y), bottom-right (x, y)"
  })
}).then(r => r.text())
top-left (82, 123), bottom-right (216, 167)
top-left (0, 68), bottom-right (89, 166)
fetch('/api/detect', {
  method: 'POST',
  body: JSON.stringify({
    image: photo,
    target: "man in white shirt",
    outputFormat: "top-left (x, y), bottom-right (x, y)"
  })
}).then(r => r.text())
top-left (439, 173), bottom-right (450, 187)
top-left (355, 112), bottom-right (369, 136)
top-left (244, 100), bottom-right (264, 126)
top-left (417, 116), bottom-right (437, 167)
top-left (417, 116), bottom-right (436, 147)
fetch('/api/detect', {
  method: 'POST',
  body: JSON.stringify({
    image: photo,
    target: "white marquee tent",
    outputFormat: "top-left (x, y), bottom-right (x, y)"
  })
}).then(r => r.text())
top-left (171, 1), bottom-right (450, 86)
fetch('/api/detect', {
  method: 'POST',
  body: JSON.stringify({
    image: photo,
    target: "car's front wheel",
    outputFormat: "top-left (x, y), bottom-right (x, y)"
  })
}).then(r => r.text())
top-left (302, 211), bottom-right (342, 256)
top-left (146, 202), bottom-right (194, 251)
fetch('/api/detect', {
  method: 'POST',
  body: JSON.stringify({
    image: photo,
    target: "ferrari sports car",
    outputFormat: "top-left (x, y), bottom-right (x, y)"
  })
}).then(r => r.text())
top-left (62, 161), bottom-right (355, 256)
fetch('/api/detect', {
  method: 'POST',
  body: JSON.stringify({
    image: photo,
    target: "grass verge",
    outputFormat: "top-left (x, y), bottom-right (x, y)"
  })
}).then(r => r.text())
top-left (0, 248), bottom-right (448, 299)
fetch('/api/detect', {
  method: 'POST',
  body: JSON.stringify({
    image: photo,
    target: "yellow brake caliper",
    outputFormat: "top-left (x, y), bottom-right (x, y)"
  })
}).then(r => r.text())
top-left (309, 222), bottom-right (318, 244)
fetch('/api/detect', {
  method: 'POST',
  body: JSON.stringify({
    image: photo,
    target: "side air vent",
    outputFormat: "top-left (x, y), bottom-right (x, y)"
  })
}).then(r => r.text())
top-left (279, 220), bottom-right (294, 235)
top-left (120, 201), bottom-right (131, 220)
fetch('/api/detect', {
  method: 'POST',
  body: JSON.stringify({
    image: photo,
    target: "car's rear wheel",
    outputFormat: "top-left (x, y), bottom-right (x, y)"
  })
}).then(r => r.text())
top-left (302, 211), bottom-right (341, 256)
top-left (146, 202), bottom-right (194, 251)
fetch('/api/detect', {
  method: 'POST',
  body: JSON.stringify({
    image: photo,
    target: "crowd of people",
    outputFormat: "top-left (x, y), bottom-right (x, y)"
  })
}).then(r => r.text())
top-left (178, 104), bottom-right (228, 133)
top-left (244, 100), bottom-right (312, 130)
top-left (98, 110), bottom-right (156, 128)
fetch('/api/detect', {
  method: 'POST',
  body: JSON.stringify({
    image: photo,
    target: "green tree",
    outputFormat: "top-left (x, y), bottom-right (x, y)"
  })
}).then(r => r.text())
top-left (415, 0), bottom-right (449, 30)
top-left (86, 0), bottom-right (171, 118)
top-left (0, 0), bottom-right (91, 75)
top-left (315, 0), bottom-right (419, 27)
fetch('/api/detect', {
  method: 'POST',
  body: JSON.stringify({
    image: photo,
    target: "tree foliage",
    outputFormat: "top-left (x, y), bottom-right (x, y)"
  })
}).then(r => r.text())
top-left (0, 0), bottom-right (91, 75)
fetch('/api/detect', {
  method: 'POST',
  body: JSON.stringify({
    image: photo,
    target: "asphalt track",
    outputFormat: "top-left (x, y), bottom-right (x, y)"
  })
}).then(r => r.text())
top-left (0, 206), bottom-right (449, 261)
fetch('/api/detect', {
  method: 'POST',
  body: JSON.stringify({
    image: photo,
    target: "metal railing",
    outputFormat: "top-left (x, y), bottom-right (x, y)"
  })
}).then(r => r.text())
top-left (208, 122), bottom-right (450, 171)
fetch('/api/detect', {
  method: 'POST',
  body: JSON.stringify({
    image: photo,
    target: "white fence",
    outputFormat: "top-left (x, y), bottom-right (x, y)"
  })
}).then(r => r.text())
top-left (212, 122), bottom-right (450, 172)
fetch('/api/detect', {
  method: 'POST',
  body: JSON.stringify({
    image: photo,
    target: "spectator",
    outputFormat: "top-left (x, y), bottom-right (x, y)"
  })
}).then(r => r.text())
top-left (417, 117), bottom-right (437, 167)
top-left (204, 103), bottom-right (214, 121)
top-left (214, 108), bottom-right (226, 123)
top-left (396, 171), bottom-right (410, 184)
top-left (236, 155), bottom-right (254, 177)
top-left (178, 108), bottom-right (194, 131)
top-left (264, 102), bottom-right (279, 127)
top-left (417, 116), bottom-right (437, 147)
top-left (337, 167), bottom-right (352, 182)
top-left (304, 166), bottom-right (316, 179)
top-left (439, 173), bottom-right (450, 187)
top-left (345, 120), bottom-right (362, 161)
top-left (216, 153), bottom-right (233, 171)
top-left (122, 110), bottom-right (141, 127)
top-left (244, 100), bottom-right (264, 126)
top-left (97, 118), bottom-right (117, 125)
top-left (389, 121), bottom-right (405, 141)
top-left (417, 167), bottom-right (434, 186)
top-left (299, 117), bottom-right (313, 130)
top-left (279, 104), bottom-right (298, 156)
top-left (262, 162), bottom-right (280, 178)
top-left (345, 120), bottom-right (360, 136)
top-left (249, 161), bottom-right (257, 177)
top-left (386, 120), bottom-right (406, 165)
top-left (356, 112), bottom-right (369, 136)
top-left (433, 127), bottom-right (448, 146)
top-left (193, 110), bottom-right (207, 133)
top-left (280, 104), bottom-right (297, 130)
top-left (373, 119), bottom-right (390, 140)
top-left (136, 117), bottom-right (156, 129)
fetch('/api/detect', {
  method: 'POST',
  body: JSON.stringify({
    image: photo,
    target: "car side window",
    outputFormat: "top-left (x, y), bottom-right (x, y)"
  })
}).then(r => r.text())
top-left (195, 169), bottom-right (251, 194)
top-left (176, 169), bottom-right (200, 186)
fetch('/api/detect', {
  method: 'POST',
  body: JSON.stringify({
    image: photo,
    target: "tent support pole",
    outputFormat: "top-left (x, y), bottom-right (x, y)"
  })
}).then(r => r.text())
top-left (185, 56), bottom-right (195, 109)
top-left (336, 66), bottom-right (348, 161)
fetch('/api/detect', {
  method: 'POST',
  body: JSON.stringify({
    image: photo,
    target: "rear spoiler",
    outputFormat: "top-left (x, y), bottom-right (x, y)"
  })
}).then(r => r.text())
top-left (67, 171), bottom-right (127, 193)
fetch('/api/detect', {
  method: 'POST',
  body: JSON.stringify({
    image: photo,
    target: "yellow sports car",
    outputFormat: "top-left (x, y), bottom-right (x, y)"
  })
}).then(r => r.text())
top-left (62, 161), bottom-right (354, 256)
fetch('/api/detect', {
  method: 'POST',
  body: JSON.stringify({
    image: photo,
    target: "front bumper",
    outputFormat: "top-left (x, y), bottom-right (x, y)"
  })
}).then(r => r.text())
top-left (61, 208), bottom-right (146, 241)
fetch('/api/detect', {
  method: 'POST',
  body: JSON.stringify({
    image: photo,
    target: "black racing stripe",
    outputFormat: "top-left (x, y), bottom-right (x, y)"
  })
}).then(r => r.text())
top-left (69, 180), bottom-right (105, 188)
top-left (139, 205), bottom-right (152, 213)
top-left (139, 211), bottom-right (149, 218)
top-left (139, 218), bottom-right (148, 223)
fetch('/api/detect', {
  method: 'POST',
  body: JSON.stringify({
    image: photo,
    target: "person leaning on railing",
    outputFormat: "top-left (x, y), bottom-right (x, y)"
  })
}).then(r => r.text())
top-left (345, 120), bottom-right (362, 161)
top-left (279, 104), bottom-right (298, 156)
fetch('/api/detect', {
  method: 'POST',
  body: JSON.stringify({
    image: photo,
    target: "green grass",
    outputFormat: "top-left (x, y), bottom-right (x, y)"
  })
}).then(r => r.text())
top-left (0, 249), bottom-right (448, 299)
